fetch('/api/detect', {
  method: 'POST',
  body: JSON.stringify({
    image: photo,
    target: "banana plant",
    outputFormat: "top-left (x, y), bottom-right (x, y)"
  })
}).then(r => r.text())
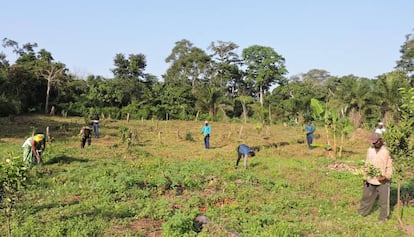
top-left (310, 98), bottom-right (334, 157)
top-left (336, 117), bottom-right (354, 157)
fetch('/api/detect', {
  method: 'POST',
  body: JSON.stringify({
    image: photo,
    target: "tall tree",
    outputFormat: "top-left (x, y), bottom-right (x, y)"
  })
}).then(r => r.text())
top-left (112, 53), bottom-right (146, 79)
top-left (208, 41), bottom-right (241, 88)
top-left (242, 45), bottom-right (288, 106)
top-left (111, 53), bottom-right (149, 105)
top-left (330, 75), bottom-right (377, 127)
top-left (195, 87), bottom-right (224, 120)
top-left (2, 38), bottom-right (44, 112)
top-left (395, 30), bottom-right (414, 84)
top-left (164, 39), bottom-right (211, 93)
top-left (376, 70), bottom-right (410, 121)
top-left (36, 49), bottom-right (67, 114)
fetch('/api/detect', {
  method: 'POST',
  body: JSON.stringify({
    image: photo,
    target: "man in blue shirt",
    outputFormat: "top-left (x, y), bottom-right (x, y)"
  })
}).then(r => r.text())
top-left (305, 121), bottom-right (315, 149)
top-left (236, 144), bottom-right (255, 169)
top-left (201, 121), bottom-right (211, 149)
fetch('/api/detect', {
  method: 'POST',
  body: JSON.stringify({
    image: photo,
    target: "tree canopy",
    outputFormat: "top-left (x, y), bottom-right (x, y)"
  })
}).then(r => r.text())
top-left (1, 29), bottom-right (413, 127)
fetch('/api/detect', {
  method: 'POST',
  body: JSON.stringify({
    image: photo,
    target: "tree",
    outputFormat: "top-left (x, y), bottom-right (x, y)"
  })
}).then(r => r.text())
top-left (329, 76), bottom-right (377, 127)
top-left (195, 87), bottom-right (224, 120)
top-left (36, 49), bottom-right (67, 114)
top-left (236, 95), bottom-right (254, 123)
top-left (376, 70), bottom-right (410, 122)
top-left (268, 70), bottom-right (328, 124)
top-left (208, 40), bottom-right (241, 89)
top-left (2, 38), bottom-right (45, 113)
top-left (395, 30), bottom-right (414, 84)
top-left (164, 39), bottom-right (212, 93)
top-left (112, 53), bottom-right (146, 79)
top-left (242, 45), bottom-right (288, 106)
top-left (153, 84), bottom-right (196, 120)
top-left (382, 87), bottom-right (414, 227)
top-left (111, 53), bottom-right (151, 107)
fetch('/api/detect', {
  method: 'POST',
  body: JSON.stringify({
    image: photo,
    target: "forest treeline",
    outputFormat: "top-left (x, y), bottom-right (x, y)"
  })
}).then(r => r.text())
top-left (0, 31), bottom-right (413, 128)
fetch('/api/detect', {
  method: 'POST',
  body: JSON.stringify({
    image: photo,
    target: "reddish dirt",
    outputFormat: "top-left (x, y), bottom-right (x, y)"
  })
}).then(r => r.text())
top-left (403, 224), bottom-right (414, 236)
top-left (127, 219), bottom-right (163, 236)
top-left (328, 161), bottom-right (360, 172)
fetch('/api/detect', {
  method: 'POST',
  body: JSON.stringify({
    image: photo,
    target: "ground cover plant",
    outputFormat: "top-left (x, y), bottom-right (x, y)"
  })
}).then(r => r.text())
top-left (1, 115), bottom-right (413, 236)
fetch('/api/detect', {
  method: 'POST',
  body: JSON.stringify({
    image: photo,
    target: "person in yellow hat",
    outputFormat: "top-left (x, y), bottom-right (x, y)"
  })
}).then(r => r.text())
top-left (22, 133), bottom-right (46, 165)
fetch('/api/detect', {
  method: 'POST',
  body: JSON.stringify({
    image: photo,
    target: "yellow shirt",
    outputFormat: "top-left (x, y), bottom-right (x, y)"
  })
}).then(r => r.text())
top-left (365, 146), bottom-right (393, 185)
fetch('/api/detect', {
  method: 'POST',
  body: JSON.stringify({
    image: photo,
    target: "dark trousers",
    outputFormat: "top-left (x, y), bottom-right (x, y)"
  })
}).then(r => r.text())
top-left (358, 181), bottom-right (390, 221)
top-left (93, 123), bottom-right (99, 138)
top-left (306, 134), bottom-right (313, 149)
top-left (236, 153), bottom-right (248, 169)
top-left (81, 136), bottom-right (91, 148)
top-left (204, 135), bottom-right (210, 149)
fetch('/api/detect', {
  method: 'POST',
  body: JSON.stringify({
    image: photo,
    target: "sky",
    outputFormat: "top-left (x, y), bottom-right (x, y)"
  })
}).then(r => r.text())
top-left (1, 0), bottom-right (413, 80)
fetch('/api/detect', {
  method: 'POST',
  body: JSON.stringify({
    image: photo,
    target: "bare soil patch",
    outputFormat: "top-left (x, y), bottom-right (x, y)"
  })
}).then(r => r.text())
top-left (127, 219), bottom-right (163, 236)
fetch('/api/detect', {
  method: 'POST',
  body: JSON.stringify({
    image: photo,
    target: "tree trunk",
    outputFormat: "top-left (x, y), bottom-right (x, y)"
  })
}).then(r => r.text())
top-left (241, 102), bottom-right (247, 124)
top-left (268, 104), bottom-right (272, 123)
top-left (259, 85), bottom-right (264, 107)
top-left (45, 77), bottom-right (51, 114)
top-left (338, 132), bottom-right (344, 157)
top-left (397, 181), bottom-right (404, 227)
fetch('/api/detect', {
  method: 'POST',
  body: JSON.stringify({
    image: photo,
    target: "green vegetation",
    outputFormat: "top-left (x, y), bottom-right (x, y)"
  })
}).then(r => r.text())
top-left (1, 115), bottom-right (413, 236)
top-left (1, 30), bottom-right (414, 128)
top-left (1, 19), bottom-right (414, 237)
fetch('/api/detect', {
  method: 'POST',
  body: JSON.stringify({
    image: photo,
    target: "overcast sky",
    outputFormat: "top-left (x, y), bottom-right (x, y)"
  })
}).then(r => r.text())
top-left (1, 0), bottom-right (413, 80)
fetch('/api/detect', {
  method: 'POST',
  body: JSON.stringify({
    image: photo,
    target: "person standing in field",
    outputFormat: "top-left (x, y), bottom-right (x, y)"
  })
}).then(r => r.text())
top-left (22, 133), bottom-right (46, 165)
top-left (358, 133), bottom-right (393, 223)
top-left (80, 125), bottom-right (92, 148)
top-left (235, 144), bottom-right (256, 169)
top-left (91, 114), bottom-right (100, 138)
top-left (304, 121), bottom-right (315, 149)
top-left (375, 122), bottom-right (386, 134)
top-left (201, 120), bottom-right (211, 149)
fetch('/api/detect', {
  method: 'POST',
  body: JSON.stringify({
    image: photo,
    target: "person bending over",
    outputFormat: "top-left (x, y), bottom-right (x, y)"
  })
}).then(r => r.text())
top-left (236, 144), bottom-right (256, 169)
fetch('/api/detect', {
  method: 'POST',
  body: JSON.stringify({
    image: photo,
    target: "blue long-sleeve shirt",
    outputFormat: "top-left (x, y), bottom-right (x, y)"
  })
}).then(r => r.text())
top-left (201, 125), bottom-right (211, 136)
top-left (305, 124), bottom-right (315, 137)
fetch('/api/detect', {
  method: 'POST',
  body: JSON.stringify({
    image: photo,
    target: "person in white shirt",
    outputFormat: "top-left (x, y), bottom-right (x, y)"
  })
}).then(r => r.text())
top-left (375, 122), bottom-right (386, 134)
top-left (358, 133), bottom-right (393, 223)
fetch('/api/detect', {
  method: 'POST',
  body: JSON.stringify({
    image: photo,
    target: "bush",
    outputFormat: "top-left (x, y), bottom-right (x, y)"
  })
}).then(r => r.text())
top-left (162, 211), bottom-right (198, 236)
top-left (0, 95), bottom-right (21, 116)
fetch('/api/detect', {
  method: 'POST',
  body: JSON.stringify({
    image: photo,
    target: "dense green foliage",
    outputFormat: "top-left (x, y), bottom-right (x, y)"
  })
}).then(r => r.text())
top-left (1, 30), bottom-right (414, 127)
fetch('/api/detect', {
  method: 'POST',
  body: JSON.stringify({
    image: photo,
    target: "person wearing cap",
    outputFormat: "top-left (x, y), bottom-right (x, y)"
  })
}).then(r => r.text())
top-left (358, 133), bottom-right (393, 223)
top-left (22, 133), bottom-right (46, 165)
top-left (375, 122), bottom-right (386, 134)
top-left (235, 144), bottom-right (256, 169)
top-left (200, 121), bottom-right (211, 149)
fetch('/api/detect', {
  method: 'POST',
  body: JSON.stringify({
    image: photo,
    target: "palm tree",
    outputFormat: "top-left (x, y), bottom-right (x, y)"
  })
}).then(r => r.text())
top-left (331, 76), bottom-right (377, 127)
top-left (376, 70), bottom-right (410, 122)
top-left (195, 87), bottom-right (224, 120)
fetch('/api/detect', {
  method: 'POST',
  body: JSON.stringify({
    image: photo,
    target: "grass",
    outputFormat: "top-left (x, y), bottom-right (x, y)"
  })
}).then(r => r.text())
top-left (1, 114), bottom-right (413, 236)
